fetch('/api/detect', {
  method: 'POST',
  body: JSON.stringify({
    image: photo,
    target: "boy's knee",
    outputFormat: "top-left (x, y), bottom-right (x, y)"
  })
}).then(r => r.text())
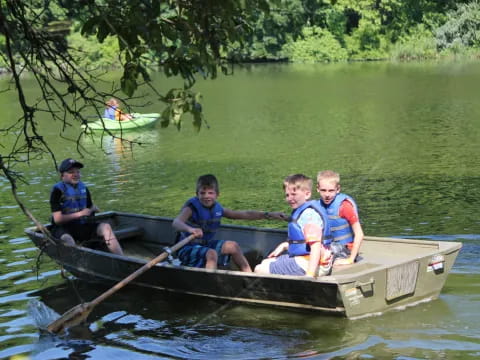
top-left (254, 261), bottom-right (270, 274)
top-left (222, 240), bottom-right (240, 254)
top-left (60, 234), bottom-right (75, 246)
top-left (97, 222), bottom-right (113, 236)
top-left (205, 249), bottom-right (218, 261)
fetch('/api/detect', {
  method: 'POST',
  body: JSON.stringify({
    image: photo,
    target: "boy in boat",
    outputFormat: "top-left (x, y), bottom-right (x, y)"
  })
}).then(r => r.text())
top-left (49, 158), bottom-right (124, 255)
top-left (172, 174), bottom-right (287, 272)
top-left (104, 98), bottom-right (132, 121)
top-left (254, 174), bottom-right (333, 277)
top-left (316, 170), bottom-right (364, 265)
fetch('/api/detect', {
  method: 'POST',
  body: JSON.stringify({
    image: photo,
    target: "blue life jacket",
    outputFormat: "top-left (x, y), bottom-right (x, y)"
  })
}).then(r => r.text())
top-left (180, 197), bottom-right (224, 244)
top-left (53, 181), bottom-right (88, 224)
top-left (103, 106), bottom-right (117, 120)
top-left (318, 194), bottom-right (358, 245)
top-left (288, 200), bottom-right (331, 257)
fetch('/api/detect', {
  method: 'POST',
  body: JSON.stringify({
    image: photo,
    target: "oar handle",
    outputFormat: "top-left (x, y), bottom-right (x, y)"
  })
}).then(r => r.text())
top-left (90, 234), bottom-right (196, 307)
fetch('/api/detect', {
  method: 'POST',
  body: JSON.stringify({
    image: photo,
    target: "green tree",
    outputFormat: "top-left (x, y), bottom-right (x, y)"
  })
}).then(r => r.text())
top-left (223, 0), bottom-right (463, 62)
top-left (232, 0), bottom-right (331, 61)
top-left (283, 26), bottom-right (347, 62)
top-left (436, 2), bottom-right (480, 51)
top-left (390, 24), bottom-right (437, 60)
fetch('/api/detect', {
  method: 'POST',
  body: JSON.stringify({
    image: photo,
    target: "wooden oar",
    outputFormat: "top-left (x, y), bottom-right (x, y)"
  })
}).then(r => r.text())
top-left (46, 234), bottom-right (197, 334)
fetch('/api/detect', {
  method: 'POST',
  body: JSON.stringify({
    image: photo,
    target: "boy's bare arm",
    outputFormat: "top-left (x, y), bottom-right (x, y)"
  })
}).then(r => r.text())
top-left (172, 207), bottom-right (203, 237)
top-left (267, 241), bottom-right (288, 258)
top-left (349, 221), bottom-right (364, 261)
top-left (306, 241), bottom-right (322, 277)
top-left (336, 221), bottom-right (364, 265)
top-left (52, 207), bottom-right (96, 225)
top-left (223, 208), bottom-right (288, 221)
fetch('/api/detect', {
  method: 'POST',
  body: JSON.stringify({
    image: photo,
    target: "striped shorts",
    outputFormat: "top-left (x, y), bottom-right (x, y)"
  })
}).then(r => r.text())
top-left (177, 240), bottom-right (230, 268)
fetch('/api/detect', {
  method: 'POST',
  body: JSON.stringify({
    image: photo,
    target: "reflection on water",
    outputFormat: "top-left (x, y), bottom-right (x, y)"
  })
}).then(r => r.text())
top-left (26, 282), bottom-right (339, 359)
top-left (1, 61), bottom-right (480, 359)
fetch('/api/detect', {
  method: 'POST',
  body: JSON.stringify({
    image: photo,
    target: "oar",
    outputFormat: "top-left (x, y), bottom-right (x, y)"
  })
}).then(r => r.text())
top-left (46, 234), bottom-right (197, 334)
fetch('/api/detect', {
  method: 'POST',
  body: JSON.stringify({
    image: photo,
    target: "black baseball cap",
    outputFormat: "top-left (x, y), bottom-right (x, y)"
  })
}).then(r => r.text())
top-left (59, 158), bottom-right (84, 173)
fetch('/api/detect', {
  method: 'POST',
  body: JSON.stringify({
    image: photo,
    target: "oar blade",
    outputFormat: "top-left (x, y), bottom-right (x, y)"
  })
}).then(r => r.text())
top-left (47, 302), bottom-right (92, 334)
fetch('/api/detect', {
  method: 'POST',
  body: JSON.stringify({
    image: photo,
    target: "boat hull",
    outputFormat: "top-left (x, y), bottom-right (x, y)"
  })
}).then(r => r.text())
top-left (25, 212), bottom-right (461, 318)
top-left (83, 113), bottom-right (160, 131)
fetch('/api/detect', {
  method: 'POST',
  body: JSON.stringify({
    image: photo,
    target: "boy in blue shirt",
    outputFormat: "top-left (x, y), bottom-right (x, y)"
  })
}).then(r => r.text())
top-left (50, 158), bottom-right (123, 255)
top-left (172, 174), bottom-right (287, 272)
top-left (104, 98), bottom-right (132, 121)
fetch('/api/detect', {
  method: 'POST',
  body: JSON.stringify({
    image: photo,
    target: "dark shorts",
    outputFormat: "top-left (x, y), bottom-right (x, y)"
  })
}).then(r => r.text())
top-left (269, 254), bottom-right (306, 276)
top-left (177, 240), bottom-right (231, 268)
top-left (52, 222), bottom-right (100, 244)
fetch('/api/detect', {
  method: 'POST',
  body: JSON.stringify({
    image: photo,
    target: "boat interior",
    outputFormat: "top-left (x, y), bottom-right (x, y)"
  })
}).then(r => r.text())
top-left (97, 212), bottom-right (452, 278)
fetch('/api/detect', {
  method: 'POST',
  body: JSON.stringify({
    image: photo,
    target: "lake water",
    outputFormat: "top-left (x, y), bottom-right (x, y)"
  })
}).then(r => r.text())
top-left (1, 61), bottom-right (479, 359)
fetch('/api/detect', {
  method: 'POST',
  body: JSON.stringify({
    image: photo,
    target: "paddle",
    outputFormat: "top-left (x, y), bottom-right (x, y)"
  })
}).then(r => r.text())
top-left (46, 233), bottom-right (197, 334)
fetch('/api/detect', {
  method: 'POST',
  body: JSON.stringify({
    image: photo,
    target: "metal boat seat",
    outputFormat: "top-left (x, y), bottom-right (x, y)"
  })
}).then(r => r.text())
top-left (114, 226), bottom-right (144, 241)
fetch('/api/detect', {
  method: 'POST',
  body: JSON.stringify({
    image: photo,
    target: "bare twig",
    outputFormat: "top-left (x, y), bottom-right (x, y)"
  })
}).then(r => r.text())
top-left (0, 156), bottom-right (56, 245)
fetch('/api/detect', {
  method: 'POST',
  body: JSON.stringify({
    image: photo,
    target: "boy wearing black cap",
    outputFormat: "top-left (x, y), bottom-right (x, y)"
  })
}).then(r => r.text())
top-left (49, 158), bottom-right (123, 255)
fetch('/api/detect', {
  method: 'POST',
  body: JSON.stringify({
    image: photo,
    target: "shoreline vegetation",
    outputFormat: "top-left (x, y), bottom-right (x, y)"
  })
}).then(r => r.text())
top-left (2, 1), bottom-right (480, 73)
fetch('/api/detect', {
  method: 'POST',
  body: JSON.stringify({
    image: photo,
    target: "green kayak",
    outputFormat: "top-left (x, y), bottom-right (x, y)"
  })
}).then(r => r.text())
top-left (83, 113), bottom-right (160, 131)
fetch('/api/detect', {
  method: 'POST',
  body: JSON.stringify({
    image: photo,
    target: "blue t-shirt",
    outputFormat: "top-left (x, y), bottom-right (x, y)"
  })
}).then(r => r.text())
top-left (103, 106), bottom-right (116, 120)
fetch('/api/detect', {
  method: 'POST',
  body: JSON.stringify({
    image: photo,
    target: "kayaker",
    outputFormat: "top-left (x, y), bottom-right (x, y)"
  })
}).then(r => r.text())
top-left (104, 98), bottom-right (132, 121)
top-left (172, 174), bottom-right (288, 272)
top-left (316, 170), bottom-right (364, 265)
top-left (254, 174), bottom-right (334, 277)
top-left (49, 158), bottom-right (124, 255)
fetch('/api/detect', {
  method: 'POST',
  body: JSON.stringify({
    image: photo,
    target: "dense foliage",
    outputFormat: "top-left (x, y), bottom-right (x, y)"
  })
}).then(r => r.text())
top-left (2, 0), bottom-right (478, 75)
top-left (436, 2), bottom-right (480, 52)
top-left (239, 0), bottom-right (476, 62)
top-left (2, 1), bottom-right (480, 73)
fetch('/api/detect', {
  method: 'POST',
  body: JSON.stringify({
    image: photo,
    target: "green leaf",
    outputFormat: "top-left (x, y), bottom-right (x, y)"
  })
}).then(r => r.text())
top-left (97, 21), bottom-right (111, 43)
top-left (81, 17), bottom-right (99, 36)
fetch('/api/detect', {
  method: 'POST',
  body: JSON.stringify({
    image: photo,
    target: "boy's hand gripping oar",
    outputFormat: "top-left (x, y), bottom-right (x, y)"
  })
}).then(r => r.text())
top-left (46, 234), bottom-right (197, 334)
